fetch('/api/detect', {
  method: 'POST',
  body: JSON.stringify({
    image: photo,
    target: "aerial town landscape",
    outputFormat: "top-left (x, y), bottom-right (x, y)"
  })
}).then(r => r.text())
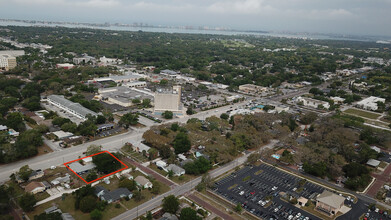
top-left (1, 1), bottom-right (391, 220)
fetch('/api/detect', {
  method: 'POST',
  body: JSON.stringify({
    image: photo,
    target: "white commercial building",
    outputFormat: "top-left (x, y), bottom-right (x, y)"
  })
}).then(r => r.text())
top-left (98, 86), bottom-right (154, 107)
top-left (46, 95), bottom-right (98, 120)
top-left (73, 54), bottom-right (96, 65)
top-left (124, 81), bottom-right (147, 88)
top-left (154, 85), bottom-right (185, 115)
top-left (356, 96), bottom-right (386, 111)
top-left (56, 63), bottom-right (75, 69)
top-left (0, 50), bottom-right (25, 57)
top-left (99, 56), bottom-right (122, 65)
top-left (93, 73), bottom-right (146, 84)
top-left (296, 96), bottom-right (330, 109)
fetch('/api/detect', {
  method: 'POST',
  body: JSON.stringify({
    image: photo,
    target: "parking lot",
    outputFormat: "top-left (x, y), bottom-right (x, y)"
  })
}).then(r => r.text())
top-left (214, 163), bottom-right (359, 220)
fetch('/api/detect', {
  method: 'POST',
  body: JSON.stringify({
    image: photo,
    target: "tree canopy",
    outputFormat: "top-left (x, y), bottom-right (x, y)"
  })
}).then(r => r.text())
top-left (92, 153), bottom-right (121, 174)
top-left (162, 195), bottom-right (179, 214)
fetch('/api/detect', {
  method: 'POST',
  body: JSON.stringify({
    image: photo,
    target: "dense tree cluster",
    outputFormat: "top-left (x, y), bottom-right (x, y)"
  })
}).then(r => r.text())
top-left (92, 153), bottom-right (122, 174)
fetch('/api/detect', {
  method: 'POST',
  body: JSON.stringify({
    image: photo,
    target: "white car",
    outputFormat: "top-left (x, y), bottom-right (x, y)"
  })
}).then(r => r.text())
top-left (296, 213), bottom-right (301, 218)
top-left (288, 215), bottom-right (293, 220)
top-left (375, 208), bottom-right (379, 213)
top-left (239, 191), bottom-right (244, 196)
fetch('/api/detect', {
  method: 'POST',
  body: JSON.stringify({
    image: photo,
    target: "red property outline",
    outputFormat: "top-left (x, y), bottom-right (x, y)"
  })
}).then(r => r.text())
top-left (64, 151), bottom-right (128, 184)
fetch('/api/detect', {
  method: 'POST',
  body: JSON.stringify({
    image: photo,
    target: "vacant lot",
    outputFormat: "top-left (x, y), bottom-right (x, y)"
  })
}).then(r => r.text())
top-left (344, 108), bottom-right (381, 120)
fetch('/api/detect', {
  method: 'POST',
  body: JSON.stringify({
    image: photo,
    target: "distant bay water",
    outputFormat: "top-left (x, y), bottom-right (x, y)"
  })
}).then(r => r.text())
top-left (0, 20), bottom-right (388, 42)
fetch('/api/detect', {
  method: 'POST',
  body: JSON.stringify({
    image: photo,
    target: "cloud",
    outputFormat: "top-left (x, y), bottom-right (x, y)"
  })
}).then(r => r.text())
top-left (207, 0), bottom-right (273, 14)
top-left (12, 0), bottom-right (120, 8)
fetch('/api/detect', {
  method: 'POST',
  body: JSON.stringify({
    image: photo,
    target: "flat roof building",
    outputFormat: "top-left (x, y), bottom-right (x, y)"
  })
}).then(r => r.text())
top-left (98, 86), bottom-right (154, 107)
top-left (154, 86), bottom-right (185, 115)
top-left (356, 96), bottom-right (386, 111)
top-left (56, 63), bottom-right (75, 69)
top-left (0, 50), bottom-right (25, 57)
top-left (47, 95), bottom-right (98, 121)
top-left (93, 73), bottom-right (146, 84)
top-left (296, 96), bottom-right (330, 109)
top-left (0, 54), bottom-right (17, 71)
top-left (239, 84), bottom-right (268, 94)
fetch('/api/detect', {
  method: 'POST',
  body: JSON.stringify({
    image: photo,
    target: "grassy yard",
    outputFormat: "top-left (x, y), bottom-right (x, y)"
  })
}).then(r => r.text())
top-left (35, 192), bottom-right (50, 201)
top-left (121, 146), bottom-right (149, 163)
top-left (27, 193), bottom-right (128, 220)
top-left (344, 108), bottom-right (381, 120)
top-left (37, 144), bottom-right (53, 156)
top-left (379, 161), bottom-right (388, 169)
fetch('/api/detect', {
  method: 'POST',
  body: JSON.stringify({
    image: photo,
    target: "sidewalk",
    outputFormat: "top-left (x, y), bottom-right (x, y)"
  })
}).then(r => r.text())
top-left (366, 163), bottom-right (391, 197)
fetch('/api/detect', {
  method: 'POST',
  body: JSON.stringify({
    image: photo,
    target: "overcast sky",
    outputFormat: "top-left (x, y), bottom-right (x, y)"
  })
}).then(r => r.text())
top-left (1, 0), bottom-right (391, 36)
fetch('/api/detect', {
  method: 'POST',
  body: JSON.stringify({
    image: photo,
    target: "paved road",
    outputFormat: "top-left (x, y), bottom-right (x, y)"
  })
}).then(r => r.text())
top-left (0, 100), bottom-right (248, 183)
top-left (113, 140), bottom-right (279, 220)
top-left (0, 130), bottom-right (145, 181)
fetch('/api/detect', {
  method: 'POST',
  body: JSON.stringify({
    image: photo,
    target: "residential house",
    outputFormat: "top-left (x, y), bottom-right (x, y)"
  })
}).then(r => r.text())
top-left (95, 186), bottom-right (133, 203)
top-left (367, 159), bottom-right (381, 168)
top-left (25, 181), bottom-right (45, 194)
top-left (51, 174), bottom-right (71, 186)
top-left (67, 162), bottom-right (96, 175)
top-left (45, 206), bottom-right (61, 214)
top-left (156, 160), bottom-right (167, 169)
top-left (165, 164), bottom-right (185, 176)
top-left (135, 176), bottom-right (153, 188)
top-left (41, 181), bottom-right (51, 190)
top-left (159, 213), bottom-right (179, 220)
top-left (315, 190), bottom-right (345, 215)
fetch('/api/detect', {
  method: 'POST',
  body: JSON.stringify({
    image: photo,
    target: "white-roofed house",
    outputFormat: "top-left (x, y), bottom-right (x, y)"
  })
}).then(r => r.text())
top-left (135, 176), bottom-right (153, 189)
top-left (164, 164), bottom-right (185, 176)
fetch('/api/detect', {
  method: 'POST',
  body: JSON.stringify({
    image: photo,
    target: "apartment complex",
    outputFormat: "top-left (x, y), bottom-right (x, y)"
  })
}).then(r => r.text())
top-left (0, 54), bottom-right (17, 71)
top-left (47, 95), bottom-right (98, 120)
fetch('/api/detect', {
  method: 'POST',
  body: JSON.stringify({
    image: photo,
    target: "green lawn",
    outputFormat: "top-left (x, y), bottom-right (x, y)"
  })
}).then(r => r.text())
top-left (344, 108), bottom-right (381, 120)
top-left (27, 193), bottom-right (128, 220)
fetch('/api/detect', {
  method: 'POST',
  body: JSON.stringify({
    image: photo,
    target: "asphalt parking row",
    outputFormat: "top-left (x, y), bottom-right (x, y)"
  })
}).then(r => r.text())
top-left (214, 163), bottom-right (362, 220)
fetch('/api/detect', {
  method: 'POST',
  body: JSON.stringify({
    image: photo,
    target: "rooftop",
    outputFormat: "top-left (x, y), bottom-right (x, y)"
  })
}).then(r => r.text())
top-left (68, 162), bottom-right (96, 174)
top-left (135, 176), bottom-right (151, 186)
top-left (316, 190), bottom-right (345, 209)
top-left (47, 95), bottom-right (98, 118)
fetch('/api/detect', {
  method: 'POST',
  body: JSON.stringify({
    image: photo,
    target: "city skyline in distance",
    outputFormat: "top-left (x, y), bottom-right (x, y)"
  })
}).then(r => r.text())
top-left (1, 0), bottom-right (391, 37)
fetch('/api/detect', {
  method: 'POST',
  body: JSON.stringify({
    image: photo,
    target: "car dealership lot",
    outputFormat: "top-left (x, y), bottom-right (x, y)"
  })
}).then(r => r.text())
top-left (214, 163), bottom-right (366, 220)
